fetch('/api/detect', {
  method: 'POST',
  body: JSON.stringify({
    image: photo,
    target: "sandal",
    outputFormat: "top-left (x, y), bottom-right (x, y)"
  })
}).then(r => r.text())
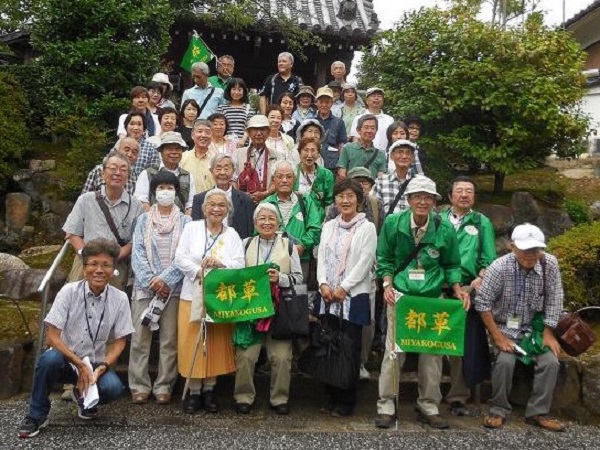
top-left (525, 415), bottom-right (566, 432)
top-left (483, 414), bottom-right (506, 429)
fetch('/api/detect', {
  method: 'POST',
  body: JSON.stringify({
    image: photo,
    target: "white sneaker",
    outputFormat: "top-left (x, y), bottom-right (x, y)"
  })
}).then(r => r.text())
top-left (359, 364), bottom-right (371, 380)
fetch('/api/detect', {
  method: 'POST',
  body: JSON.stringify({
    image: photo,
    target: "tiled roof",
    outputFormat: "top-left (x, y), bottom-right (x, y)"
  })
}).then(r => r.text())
top-left (192, 0), bottom-right (379, 40)
top-left (565, 0), bottom-right (600, 28)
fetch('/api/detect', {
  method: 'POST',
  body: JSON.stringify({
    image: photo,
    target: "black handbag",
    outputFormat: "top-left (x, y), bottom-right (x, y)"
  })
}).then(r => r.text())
top-left (271, 284), bottom-right (310, 340)
top-left (298, 303), bottom-right (358, 389)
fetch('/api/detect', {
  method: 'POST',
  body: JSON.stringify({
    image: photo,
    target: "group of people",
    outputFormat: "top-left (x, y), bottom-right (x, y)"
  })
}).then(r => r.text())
top-left (18, 51), bottom-right (567, 439)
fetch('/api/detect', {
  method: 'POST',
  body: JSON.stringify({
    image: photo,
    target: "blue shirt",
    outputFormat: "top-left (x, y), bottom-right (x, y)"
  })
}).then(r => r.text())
top-left (181, 84), bottom-right (224, 119)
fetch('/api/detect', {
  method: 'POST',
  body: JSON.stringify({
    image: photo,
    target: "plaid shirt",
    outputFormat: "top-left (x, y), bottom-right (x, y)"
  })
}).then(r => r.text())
top-left (474, 252), bottom-right (564, 340)
top-left (81, 164), bottom-right (137, 195)
top-left (132, 138), bottom-right (160, 176)
top-left (371, 171), bottom-right (413, 216)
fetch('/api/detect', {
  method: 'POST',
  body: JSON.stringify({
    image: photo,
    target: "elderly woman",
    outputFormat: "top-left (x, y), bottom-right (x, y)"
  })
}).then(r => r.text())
top-left (293, 136), bottom-right (334, 222)
top-left (292, 86), bottom-right (317, 123)
top-left (130, 171), bottom-right (191, 405)
top-left (208, 112), bottom-right (237, 158)
top-left (174, 189), bottom-right (245, 414)
top-left (233, 203), bottom-right (303, 415)
top-left (316, 178), bottom-right (377, 417)
top-left (177, 99), bottom-right (201, 150)
top-left (147, 107), bottom-right (179, 148)
top-left (266, 105), bottom-right (295, 161)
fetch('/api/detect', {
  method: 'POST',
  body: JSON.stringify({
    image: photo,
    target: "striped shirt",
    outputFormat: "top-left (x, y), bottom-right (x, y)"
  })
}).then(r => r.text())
top-left (44, 280), bottom-right (135, 364)
top-left (217, 103), bottom-right (256, 139)
top-left (475, 252), bottom-right (564, 340)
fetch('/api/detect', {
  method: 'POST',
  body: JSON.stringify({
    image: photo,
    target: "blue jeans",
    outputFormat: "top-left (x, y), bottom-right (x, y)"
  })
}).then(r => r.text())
top-left (29, 349), bottom-right (125, 421)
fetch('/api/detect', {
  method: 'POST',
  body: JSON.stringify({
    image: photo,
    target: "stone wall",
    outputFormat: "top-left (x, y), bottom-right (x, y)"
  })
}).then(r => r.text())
top-left (2, 158), bottom-right (72, 253)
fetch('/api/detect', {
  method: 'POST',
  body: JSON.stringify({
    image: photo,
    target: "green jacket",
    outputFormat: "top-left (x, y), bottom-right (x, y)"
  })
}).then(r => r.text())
top-left (293, 164), bottom-right (334, 222)
top-left (261, 192), bottom-right (322, 261)
top-left (377, 210), bottom-right (462, 297)
top-left (441, 209), bottom-right (497, 284)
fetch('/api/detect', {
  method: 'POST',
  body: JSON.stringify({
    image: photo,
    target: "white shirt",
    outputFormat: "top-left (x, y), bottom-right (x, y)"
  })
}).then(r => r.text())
top-left (350, 111), bottom-right (394, 152)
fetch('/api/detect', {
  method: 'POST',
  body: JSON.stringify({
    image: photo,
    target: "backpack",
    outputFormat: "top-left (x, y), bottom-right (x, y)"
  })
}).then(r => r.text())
top-left (239, 147), bottom-right (268, 193)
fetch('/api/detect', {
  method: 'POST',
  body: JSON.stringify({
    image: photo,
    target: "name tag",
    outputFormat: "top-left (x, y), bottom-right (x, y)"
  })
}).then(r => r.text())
top-left (408, 269), bottom-right (425, 281)
top-left (507, 316), bottom-right (521, 330)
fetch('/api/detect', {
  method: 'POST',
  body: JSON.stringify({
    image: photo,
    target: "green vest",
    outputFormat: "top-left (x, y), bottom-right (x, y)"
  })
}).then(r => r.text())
top-left (146, 166), bottom-right (191, 210)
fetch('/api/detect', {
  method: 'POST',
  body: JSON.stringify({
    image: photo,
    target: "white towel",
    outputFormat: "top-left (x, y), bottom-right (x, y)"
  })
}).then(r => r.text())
top-left (70, 356), bottom-right (100, 409)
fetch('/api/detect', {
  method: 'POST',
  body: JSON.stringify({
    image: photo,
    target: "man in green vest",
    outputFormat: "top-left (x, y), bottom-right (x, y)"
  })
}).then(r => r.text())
top-left (261, 160), bottom-right (321, 266)
top-left (375, 175), bottom-right (469, 430)
top-left (442, 176), bottom-right (496, 416)
top-left (134, 131), bottom-right (195, 215)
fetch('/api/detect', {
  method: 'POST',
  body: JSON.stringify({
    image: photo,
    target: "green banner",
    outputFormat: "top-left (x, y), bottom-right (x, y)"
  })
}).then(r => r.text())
top-left (395, 295), bottom-right (466, 356)
top-left (204, 264), bottom-right (274, 323)
top-left (180, 35), bottom-right (214, 72)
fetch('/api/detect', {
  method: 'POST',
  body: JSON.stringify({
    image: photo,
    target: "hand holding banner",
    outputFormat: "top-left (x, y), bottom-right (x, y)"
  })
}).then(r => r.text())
top-left (395, 295), bottom-right (467, 356)
top-left (203, 264), bottom-right (274, 323)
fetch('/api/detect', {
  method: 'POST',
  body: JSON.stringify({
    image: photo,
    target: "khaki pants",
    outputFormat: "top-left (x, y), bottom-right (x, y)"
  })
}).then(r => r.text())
top-left (376, 304), bottom-right (444, 416)
top-left (446, 356), bottom-right (470, 405)
top-left (234, 333), bottom-right (292, 406)
top-left (128, 293), bottom-right (179, 395)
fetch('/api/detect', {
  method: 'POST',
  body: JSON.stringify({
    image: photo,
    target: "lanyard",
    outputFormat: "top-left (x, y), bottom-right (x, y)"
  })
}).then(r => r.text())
top-left (256, 236), bottom-right (277, 265)
top-left (203, 222), bottom-right (224, 257)
top-left (512, 263), bottom-right (528, 315)
top-left (82, 283), bottom-right (107, 348)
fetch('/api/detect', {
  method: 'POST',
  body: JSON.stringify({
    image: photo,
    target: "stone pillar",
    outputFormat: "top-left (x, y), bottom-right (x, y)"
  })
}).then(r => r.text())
top-left (5, 192), bottom-right (31, 233)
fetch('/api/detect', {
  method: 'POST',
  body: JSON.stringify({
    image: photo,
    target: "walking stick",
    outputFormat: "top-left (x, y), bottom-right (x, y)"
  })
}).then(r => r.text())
top-left (182, 268), bottom-right (206, 401)
top-left (390, 297), bottom-right (399, 430)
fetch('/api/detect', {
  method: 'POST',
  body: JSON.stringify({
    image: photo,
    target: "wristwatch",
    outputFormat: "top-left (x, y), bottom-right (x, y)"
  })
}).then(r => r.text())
top-left (383, 281), bottom-right (391, 289)
top-left (98, 362), bottom-right (110, 371)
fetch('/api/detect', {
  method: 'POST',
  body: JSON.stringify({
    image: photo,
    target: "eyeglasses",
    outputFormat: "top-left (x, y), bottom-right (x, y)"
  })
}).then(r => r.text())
top-left (105, 166), bottom-right (129, 174)
top-left (408, 126), bottom-right (421, 131)
top-left (335, 193), bottom-right (357, 201)
top-left (84, 262), bottom-right (114, 270)
top-left (274, 174), bottom-right (294, 180)
top-left (411, 194), bottom-right (435, 203)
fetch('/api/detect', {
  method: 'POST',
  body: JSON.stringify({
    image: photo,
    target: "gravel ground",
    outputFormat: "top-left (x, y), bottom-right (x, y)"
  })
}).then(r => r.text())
top-left (1, 375), bottom-right (599, 450)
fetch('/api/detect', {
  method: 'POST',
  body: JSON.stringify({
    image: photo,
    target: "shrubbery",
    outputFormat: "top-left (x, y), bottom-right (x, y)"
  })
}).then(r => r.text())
top-left (548, 221), bottom-right (600, 309)
top-left (563, 199), bottom-right (592, 225)
top-left (0, 70), bottom-right (31, 191)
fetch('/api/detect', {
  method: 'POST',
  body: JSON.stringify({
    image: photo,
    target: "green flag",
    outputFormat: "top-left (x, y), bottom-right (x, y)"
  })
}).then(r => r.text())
top-left (180, 34), bottom-right (214, 72)
top-left (203, 264), bottom-right (274, 323)
top-left (395, 295), bottom-right (467, 356)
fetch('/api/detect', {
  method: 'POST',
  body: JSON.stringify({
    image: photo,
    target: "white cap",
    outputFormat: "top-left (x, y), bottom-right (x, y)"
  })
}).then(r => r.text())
top-left (405, 175), bottom-right (441, 199)
top-left (151, 73), bottom-right (173, 90)
top-left (366, 87), bottom-right (384, 97)
top-left (246, 115), bottom-right (270, 129)
top-left (511, 223), bottom-right (546, 250)
top-left (389, 139), bottom-right (416, 153)
top-left (159, 131), bottom-right (187, 149)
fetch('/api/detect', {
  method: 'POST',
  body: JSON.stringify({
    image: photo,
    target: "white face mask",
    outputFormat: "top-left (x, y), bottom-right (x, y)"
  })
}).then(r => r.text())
top-left (155, 189), bottom-right (176, 207)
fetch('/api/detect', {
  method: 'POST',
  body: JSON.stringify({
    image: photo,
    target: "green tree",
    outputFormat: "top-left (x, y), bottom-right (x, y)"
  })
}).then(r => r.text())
top-left (360, 2), bottom-right (588, 193)
top-left (0, 69), bottom-right (30, 190)
top-left (171, 0), bottom-right (323, 60)
top-left (29, 0), bottom-right (172, 127)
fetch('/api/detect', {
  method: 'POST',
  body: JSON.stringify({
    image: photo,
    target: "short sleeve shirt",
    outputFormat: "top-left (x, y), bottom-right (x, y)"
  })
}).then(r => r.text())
top-left (44, 280), bottom-right (135, 364)
top-left (337, 141), bottom-right (387, 179)
top-left (259, 73), bottom-right (303, 105)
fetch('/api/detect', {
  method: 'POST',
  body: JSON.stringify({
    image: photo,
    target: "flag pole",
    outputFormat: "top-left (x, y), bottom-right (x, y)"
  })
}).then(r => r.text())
top-left (182, 268), bottom-right (206, 401)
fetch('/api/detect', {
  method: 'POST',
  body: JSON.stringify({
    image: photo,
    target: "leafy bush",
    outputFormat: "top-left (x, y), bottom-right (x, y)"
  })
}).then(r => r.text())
top-left (0, 70), bottom-right (31, 191)
top-left (48, 109), bottom-right (109, 201)
top-left (548, 222), bottom-right (600, 309)
top-left (563, 199), bottom-right (592, 225)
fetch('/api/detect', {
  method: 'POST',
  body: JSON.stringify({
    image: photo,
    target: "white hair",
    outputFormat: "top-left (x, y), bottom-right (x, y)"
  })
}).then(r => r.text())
top-left (278, 52), bottom-right (294, 65)
top-left (331, 61), bottom-right (346, 71)
top-left (272, 159), bottom-right (295, 175)
top-left (202, 188), bottom-right (234, 216)
top-left (253, 202), bottom-right (280, 224)
top-left (191, 61), bottom-right (209, 75)
top-left (210, 153), bottom-right (236, 172)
